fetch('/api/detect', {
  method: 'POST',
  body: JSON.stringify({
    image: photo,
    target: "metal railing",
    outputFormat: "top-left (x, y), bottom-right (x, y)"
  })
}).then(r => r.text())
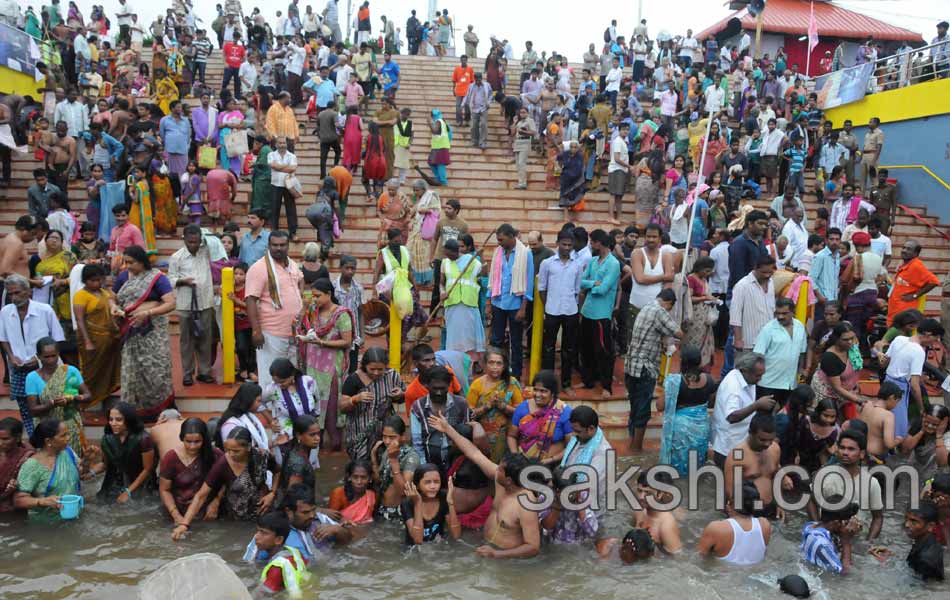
top-left (865, 38), bottom-right (950, 90)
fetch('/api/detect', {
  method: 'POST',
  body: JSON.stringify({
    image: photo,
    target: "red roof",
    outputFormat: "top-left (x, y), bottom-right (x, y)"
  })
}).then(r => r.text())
top-left (695, 0), bottom-right (922, 42)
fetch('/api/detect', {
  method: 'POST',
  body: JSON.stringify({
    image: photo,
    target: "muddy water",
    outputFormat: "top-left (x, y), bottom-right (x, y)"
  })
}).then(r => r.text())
top-left (0, 455), bottom-right (946, 599)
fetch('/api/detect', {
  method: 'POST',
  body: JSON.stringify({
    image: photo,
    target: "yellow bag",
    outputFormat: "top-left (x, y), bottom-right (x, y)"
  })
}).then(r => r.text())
top-left (198, 145), bottom-right (217, 170)
top-left (392, 276), bottom-right (414, 320)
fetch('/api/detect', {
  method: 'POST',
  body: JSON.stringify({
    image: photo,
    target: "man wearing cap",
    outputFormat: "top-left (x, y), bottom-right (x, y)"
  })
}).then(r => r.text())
top-left (868, 168), bottom-right (897, 234)
top-left (818, 51), bottom-right (833, 74)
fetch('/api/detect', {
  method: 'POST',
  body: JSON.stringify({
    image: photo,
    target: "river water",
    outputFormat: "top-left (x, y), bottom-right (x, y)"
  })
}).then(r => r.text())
top-left (0, 454), bottom-right (946, 599)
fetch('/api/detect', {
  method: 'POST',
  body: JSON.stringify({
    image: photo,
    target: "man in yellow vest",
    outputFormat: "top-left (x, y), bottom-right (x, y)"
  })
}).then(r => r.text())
top-left (249, 512), bottom-right (311, 599)
top-left (441, 239), bottom-right (485, 361)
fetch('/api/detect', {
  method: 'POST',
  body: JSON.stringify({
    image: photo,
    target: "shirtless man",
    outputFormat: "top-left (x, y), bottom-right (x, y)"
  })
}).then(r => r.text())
top-left (857, 381), bottom-right (901, 463)
top-left (428, 413), bottom-right (541, 558)
top-left (698, 480), bottom-right (772, 564)
top-left (632, 471), bottom-right (683, 553)
top-left (724, 413), bottom-right (791, 520)
top-left (0, 216), bottom-right (38, 285)
top-left (108, 98), bottom-right (135, 141)
top-left (149, 408), bottom-right (186, 458)
top-left (596, 528), bottom-right (655, 563)
top-left (39, 121), bottom-right (77, 197)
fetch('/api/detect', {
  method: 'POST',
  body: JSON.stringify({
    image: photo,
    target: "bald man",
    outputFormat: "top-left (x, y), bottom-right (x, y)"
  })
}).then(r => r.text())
top-left (149, 409), bottom-right (186, 459)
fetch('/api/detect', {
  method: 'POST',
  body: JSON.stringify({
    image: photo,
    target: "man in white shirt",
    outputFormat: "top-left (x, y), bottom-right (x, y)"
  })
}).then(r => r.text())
top-left (267, 137), bottom-right (299, 239)
top-left (719, 45), bottom-right (732, 71)
top-left (0, 274), bottom-right (65, 436)
top-left (607, 122), bottom-right (632, 224)
top-left (709, 228), bottom-right (731, 296)
top-left (829, 184), bottom-right (875, 233)
top-left (710, 351), bottom-right (775, 468)
top-left (605, 56), bottom-right (623, 110)
top-left (730, 256), bottom-right (776, 352)
top-left (129, 14), bottom-right (146, 53)
top-left (285, 38), bottom-right (307, 105)
top-left (759, 118), bottom-right (786, 195)
top-left (116, 0), bottom-right (134, 46)
top-left (678, 30), bottom-right (698, 69)
top-left (781, 207), bottom-right (808, 270)
top-left (867, 217), bottom-right (892, 267)
top-left (538, 231), bottom-right (583, 391)
top-left (632, 35), bottom-right (648, 82)
top-left (704, 75), bottom-right (726, 115)
top-left (168, 225), bottom-right (216, 386)
top-left (884, 319), bottom-right (943, 438)
top-left (239, 54), bottom-right (259, 96)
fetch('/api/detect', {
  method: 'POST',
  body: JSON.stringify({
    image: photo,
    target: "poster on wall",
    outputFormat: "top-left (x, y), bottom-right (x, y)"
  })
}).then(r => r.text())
top-left (0, 23), bottom-right (36, 76)
top-left (814, 62), bottom-right (875, 109)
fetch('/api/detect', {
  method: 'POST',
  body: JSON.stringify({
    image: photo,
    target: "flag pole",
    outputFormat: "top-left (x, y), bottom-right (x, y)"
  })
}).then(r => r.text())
top-left (805, 2), bottom-right (814, 76)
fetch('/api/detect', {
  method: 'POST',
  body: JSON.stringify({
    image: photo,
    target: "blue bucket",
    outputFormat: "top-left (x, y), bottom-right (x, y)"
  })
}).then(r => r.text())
top-left (59, 494), bottom-right (84, 520)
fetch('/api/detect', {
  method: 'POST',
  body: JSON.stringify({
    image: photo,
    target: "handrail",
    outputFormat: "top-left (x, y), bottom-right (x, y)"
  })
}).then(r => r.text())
top-left (881, 165), bottom-right (950, 192)
top-left (879, 165), bottom-right (950, 242)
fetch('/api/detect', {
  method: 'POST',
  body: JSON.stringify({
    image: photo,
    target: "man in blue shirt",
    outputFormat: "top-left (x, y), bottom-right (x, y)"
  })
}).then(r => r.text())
top-left (752, 298), bottom-right (806, 405)
top-left (580, 229), bottom-right (621, 395)
top-left (538, 230), bottom-right (582, 391)
top-left (159, 100), bottom-right (192, 189)
top-left (80, 122), bottom-right (124, 181)
top-left (379, 53), bottom-right (400, 101)
top-left (239, 208), bottom-right (271, 267)
top-left (489, 224), bottom-right (534, 378)
top-left (809, 228), bottom-right (842, 322)
top-left (303, 66), bottom-right (339, 112)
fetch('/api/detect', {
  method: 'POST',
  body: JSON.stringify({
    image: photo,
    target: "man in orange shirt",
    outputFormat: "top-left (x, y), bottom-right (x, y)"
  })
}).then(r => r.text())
top-left (887, 240), bottom-right (939, 325)
top-left (452, 55), bottom-right (475, 127)
top-left (404, 344), bottom-right (462, 412)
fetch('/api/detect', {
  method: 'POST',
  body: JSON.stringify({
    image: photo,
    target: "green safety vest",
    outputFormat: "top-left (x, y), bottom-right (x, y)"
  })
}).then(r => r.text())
top-left (444, 257), bottom-right (480, 308)
top-left (394, 120), bottom-right (412, 148)
top-left (381, 245), bottom-right (410, 275)
top-left (430, 119), bottom-right (451, 150)
top-left (259, 546), bottom-right (310, 599)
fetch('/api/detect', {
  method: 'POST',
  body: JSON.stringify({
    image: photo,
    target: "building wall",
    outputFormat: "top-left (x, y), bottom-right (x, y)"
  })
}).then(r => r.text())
top-left (824, 78), bottom-right (950, 127)
top-left (0, 66), bottom-right (44, 97)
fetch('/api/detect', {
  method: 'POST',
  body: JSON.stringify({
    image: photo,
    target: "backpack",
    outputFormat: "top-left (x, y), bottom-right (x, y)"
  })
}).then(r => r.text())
top-left (603, 28), bottom-right (611, 43)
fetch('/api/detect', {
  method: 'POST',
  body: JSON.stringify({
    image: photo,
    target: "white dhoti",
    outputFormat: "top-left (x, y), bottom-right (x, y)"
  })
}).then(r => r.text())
top-left (255, 332), bottom-right (297, 389)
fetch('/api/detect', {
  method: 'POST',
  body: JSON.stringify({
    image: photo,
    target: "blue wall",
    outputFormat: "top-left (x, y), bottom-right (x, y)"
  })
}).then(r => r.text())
top-left (850, 114), bottom-right (950, 224)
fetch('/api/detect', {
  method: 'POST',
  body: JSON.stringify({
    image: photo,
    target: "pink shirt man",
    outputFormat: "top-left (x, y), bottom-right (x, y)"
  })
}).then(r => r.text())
top-left (344, 80), bottom-right (364, 108)
top-left (109, 222), bottom-right (145, 254)
top-left (244, 256), bottom-right (303, 338)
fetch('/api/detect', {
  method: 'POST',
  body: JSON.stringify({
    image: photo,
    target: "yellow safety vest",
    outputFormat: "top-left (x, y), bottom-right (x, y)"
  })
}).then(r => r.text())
top-left (259, 546), bottom-right (310, 600)
top-left (444, 256), bottom-right (480, 307)
top-left (381, 245), bottom-right (410, 275)
top-left (394, 120), bottom-right (412, 148)
top-left (430, 119), bottom-right (451, 150)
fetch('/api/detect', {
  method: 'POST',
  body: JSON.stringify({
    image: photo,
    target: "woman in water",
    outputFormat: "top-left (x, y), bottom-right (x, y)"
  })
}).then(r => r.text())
top-left (173, 427), bottom-right (279, 539)
top-left (446, 422), bottom-right (493, 530)
top-left (0, 418), bottom-right (32, 514)
top-left (658, 346), bottom-right (716, 476)
top-left (371, 415), bottom-right (420, 521)
top-left (275, 415), bottom-right (321, 504)
top-left (14, 419), bottom-right (82, 523)
top-left (401, 463), bottom-right (461, 545)
top-left (92, 402), bottom-right (156, 503)
top-left (340, 347), bottom-right (405, 462)
top-left (813, 322), bottom-right (867, 422)
top-left (297, 278), bottom-right (353, 451)
top-left (899, 404), bottom-right (950, 485)
top-left (467, 348), bottom-right (521, 462)
top-left (507, 370), bottom-right (573, 466)
top-left (217, 383), bottom-right (271, 453)
top-left (25, 337), bottom-right (93, 457)
top-left (72, 263), bottom-right (120, 408)
top-left (261, 359), bottom-right (319, 448)
top-left (159, 417), bottom-right (223, 524)
top-left (328, 459), bottom-right (377, 524)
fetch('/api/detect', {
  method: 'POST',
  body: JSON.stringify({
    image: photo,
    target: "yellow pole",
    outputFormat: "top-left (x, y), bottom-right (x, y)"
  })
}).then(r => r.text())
top-left (795, 279), bottom-right (810, 325)
top-left (221, 267), bottom-right (235, 384)
top-left (389, 300), bottom-right (401, 371)
top-left (918, 294), bottom-right (927, 312)
top-left (528, 276), bottom-right (544, 383)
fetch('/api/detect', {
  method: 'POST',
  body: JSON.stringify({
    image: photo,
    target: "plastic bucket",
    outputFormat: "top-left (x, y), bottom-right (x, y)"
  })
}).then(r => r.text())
top-left (59, 494), bottom-right (84, 520)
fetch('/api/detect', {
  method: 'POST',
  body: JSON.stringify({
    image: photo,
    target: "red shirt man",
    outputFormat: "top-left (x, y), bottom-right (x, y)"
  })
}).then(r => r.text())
top-left (223, 40), bottom-right (246, 69)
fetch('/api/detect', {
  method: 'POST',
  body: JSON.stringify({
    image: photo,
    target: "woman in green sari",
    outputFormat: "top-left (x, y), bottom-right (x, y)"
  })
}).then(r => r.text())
top-left (90, 402), bottom-right (156, 504)
top-left (466, 348), bottom-right (521, 462)
top-left (34, 230), bottom-right (78, 346)
top-left (15, 419), bottom-right (82, 523)
top-left (250, 136), bottom-right (272, 212)
top-left (26, 338), bottom-right (93, 457)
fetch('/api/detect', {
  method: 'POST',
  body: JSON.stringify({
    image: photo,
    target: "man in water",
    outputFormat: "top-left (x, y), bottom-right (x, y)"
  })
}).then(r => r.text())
top-left (427, 413), bottom-right (541, 558)
top-left (150, 409), bottom-right (185, 458)
top-left (723, 413), bottom-right (791, 519)
top-left (819, 430), bottom-right (884, 539)
top-left (632, 471), bottom-right (683, 553)
top-left (697, 480), bottom-right (772, 565)
top-left (596, 528), bottom-right (655, 562)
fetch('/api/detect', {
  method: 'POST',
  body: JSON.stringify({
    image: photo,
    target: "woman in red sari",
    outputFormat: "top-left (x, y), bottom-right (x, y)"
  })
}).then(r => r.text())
top-left (484, 47), bottom-right (503, 92)
top-left (506, 370), bottom-right (573, 467)
top-left (342, 106), bottom-right (363, 173)
top-left (0, 418), bottom-right (33, 514)
top-left (362, 122), bottom-right (387, 199)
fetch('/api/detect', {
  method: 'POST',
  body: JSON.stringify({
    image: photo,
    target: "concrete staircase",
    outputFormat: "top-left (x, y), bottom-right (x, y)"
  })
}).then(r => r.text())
top-left (2, 52), bottom-right (947, 449)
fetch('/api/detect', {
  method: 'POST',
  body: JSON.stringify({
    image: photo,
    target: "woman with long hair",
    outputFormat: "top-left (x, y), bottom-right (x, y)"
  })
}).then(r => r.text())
top-left (0, 418), bottom-right (32, 514)
top-left (900, 404), bottom-right (950, 484)
top-left (113, 246), bottom-right (176, 418)
top-left (658, 346), bottom-right (716, 475)
top-left (217, 97), bottom-right (246, 177)
top-left (297, 279), bottom-right (353, 451)
top-left (633, 149), bottom-right (665, 226)
top-left (159, 418), bottom-right (223, 523)
top-left (275, 415), bottom-right (321, 503)
top-left (484, 47), bottom-right (502, 92)
top-left (371, 415), bottom-right (420, 520)
top-left (466, 348), bottom-right (521, 462)
top-left (172, 426), bottom-right (279, 539)
top-left (698, 121), bottom-right (726, 180)
top-left (93, 402), bottom-right (156, 503)
top-left (14, 419), bottom-right (82, 522)
top-left (218, 382), bottom-right (270, 451)
top-left (401, 463), bottom-right (461, 545)
top-left (304, 178), bottom-right (339, 250)
top-left (507, 370), bottom-right (572, 466)
top-left (35, 229), bottom-right (77, 344)
top-left (340, 347), bottom-right (405, 461)
top-left (73, 263), bottom-right (120, 408)
top-left (25, 338), bottom-right (92, 457)
top-left (149, 154), bottom-right (178, 235)
top-left (683, 257), bottom-right (717, 367)
top-left (342, 106), bottom-right (363, 172)
top-left (328, 459), bottom-right (376, 524)
top-left (362, 121), bottom-right (387, 199)
top-left (813, 322), bottom-right (867, 422)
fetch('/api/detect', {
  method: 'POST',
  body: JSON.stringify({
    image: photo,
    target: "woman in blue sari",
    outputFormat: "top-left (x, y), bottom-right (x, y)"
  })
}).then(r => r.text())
top-left (658, 346), bottom-right (716, 476)
top-left (15, 419), bottom-right (83, 523)
top-left (217, 97), bottom-right (246, 177)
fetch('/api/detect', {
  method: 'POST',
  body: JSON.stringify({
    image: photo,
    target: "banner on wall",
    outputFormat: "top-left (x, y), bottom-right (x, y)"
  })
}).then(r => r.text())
top-left (814, 62), bottom-right (874, 110)
top-left (0, 22), bottom-right (38, 77)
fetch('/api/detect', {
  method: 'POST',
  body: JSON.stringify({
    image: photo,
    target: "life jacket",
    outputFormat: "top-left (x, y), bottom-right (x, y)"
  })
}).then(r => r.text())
top-left (259, 546), bottom-right (310, 599)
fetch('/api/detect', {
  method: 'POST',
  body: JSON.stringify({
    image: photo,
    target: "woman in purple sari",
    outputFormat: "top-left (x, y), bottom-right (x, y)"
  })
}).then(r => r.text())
top-left (506, 370), bottom-right (574, 467)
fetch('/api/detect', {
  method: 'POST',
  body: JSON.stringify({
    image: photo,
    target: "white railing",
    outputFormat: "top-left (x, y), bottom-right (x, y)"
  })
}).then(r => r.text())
top-left (866, 39), bottom-right (950, 91)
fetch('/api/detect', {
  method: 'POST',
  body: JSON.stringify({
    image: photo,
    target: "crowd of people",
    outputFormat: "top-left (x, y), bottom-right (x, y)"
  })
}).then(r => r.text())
top-left (0, 2), bottom-right (949, 597)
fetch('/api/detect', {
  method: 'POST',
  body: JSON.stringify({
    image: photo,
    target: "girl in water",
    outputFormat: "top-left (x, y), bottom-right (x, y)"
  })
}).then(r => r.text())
top-left (401, 463), bottom-right (461, 545)
top-left (328, 459), bottom-right (377, 525)
top-left (371, 415), bottom-right (420, 521)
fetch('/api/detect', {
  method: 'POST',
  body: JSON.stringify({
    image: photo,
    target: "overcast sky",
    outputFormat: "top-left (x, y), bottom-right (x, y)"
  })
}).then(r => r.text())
top-left (67, 0), bottom-right (945, 57)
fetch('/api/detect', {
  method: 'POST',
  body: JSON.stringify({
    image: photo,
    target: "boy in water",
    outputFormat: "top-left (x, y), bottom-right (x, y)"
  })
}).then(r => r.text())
top-left (800, 494), bottom-right (860, 574)
top-left (632, 471), bottom-right (682, 553)
top-left (249, 512), bottom-right (311, 599)
top-left (870, 501), bottom-right (945, 581)
top-left (596, 528), bottom-right (656, 563)
top-left (858, 381), bottom-right (902, 463)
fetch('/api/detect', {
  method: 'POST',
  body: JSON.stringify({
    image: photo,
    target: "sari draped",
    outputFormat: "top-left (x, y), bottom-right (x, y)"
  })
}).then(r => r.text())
top-left (116, 269), bottom-right (174, 416)
top-left (341, 490), bottom-right (376, 524)
top-left (155, 77), bottom-right (179, 115)
top-left (659, 374), bottom-right (709, 476)
top-left (40, 365), bottom-right (87, 456)
top-left (814, 353), bottom-right (860, 421)
top-left (218, 111), bottom-right (244, 176)
top-left (130, 179), bottom-right (157, 254)
top-left (407, 191), bottom-right (440, 284)
top-left (75, 288), bottom-right (120, 406)
top-left (517, 400), bottom-right (566, 460)
top-left (35, 250), bottom-right (77, 323)
top-left (250, 144), bottom-right (273, 211)
top-left (298, 303), bottom-right (352, 451)
top-left (468, 377), bottom-right (521, 463)
top-left (544, 123), bottom-right (562, 191)
top-left (377, 191), bottom-right (411, 246)
top-left (344, 369), bottom-right (403, 462)
top-left (98, 431), bottom-right (145, 501)
top-left (0, 446), bottom-right (32, 512)
top-left (151, 173), bottom-right (178, 234)
top-left (558, 150), bottom-right (586, 210)
top-left (226, 449), bottom-right (271, 520)
top-left (17, 449), bottom-right (80, 522)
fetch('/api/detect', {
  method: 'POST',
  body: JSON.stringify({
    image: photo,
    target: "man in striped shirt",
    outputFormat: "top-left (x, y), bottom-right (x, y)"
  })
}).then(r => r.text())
top-left (800, 495), bottom-right (860, 574)
top-left (729, 255), bottom-right (776, 355)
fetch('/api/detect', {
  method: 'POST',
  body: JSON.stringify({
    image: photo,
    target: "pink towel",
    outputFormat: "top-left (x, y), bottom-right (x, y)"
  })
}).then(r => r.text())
top-left (785, 275), bottom-right (817, 306)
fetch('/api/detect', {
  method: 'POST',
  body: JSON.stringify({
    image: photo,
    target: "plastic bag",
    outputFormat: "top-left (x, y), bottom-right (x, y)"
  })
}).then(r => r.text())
top-left (139, 553), bottom-right (251, 600)
top-left (198, 145), bottom-right (217, 170)
top-left (420, 210), bottom-right (439, 240)
top-left (392, 276), bottom-right (413, 319)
